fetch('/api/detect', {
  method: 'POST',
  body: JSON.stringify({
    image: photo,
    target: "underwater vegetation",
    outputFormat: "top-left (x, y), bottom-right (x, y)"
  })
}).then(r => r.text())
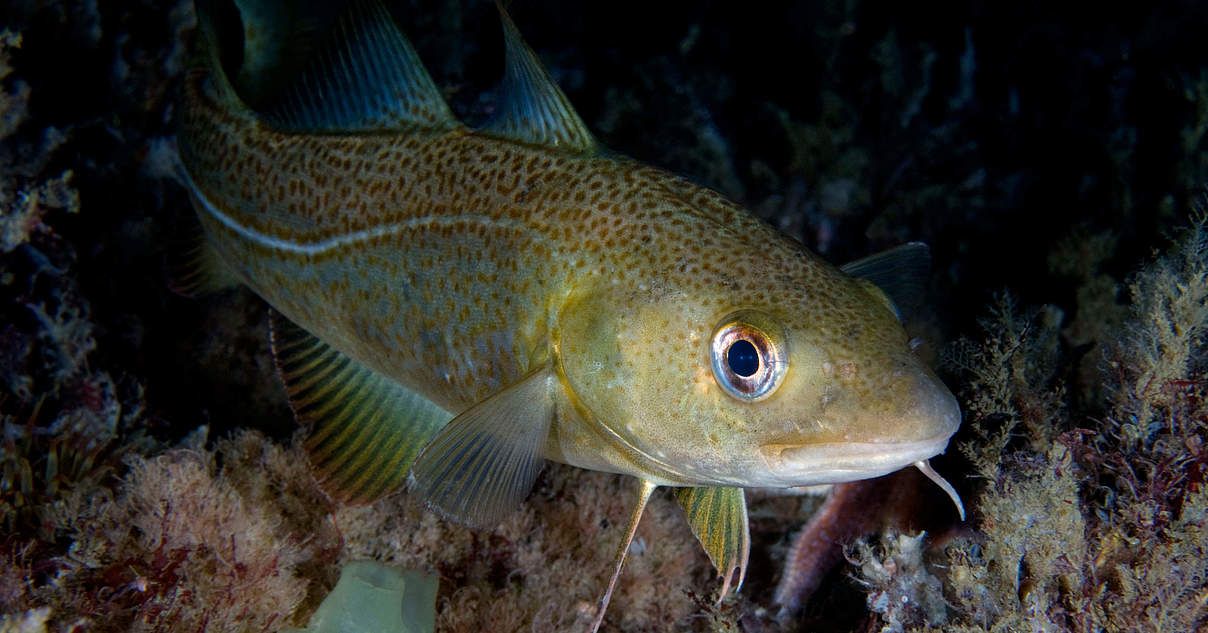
top-left (284, 561), bottom-right (438, 633)
top-left (851, 218), bottom-right (1208, 632)
top-left (1, 0), bottom-right (1207, 632)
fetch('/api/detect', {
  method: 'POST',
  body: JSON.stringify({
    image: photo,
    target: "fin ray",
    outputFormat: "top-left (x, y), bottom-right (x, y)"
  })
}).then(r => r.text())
top-left (261, 0), bottom-right (456, 132)
top-left (167, 215), bottom-right (240, 297)
top-left (590, 479), bottom-right (657, 633)
top-left (409, 366), bottom-right (555, 528)
top-left (841, 242), bottom-right (931, 322)
top-left (482, 4), bottom-right (598, 152)
top-left (675, 486), bottom-right (751, 599)
top-left (270, 311), bottom-right (453, 505)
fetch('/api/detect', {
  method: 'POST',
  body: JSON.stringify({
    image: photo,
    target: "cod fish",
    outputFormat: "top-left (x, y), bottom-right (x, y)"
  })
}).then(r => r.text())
top-left (176, 0), bottom-right (964, 629)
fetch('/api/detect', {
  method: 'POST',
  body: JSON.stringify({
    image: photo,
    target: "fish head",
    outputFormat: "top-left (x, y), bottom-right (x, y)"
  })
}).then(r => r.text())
top-left (554, 241), bottom-right (960, 489)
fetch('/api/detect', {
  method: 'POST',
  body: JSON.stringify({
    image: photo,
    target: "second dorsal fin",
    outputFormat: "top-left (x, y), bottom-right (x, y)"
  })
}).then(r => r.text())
top-left (260, 0), bottom-right (457, 133)
top-left (482, 4), bottom-right (598, 153)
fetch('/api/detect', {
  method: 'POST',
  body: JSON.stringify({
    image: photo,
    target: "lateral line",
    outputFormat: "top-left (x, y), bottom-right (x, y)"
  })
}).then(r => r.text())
top-left (182, 170), bottom-right (521, 255)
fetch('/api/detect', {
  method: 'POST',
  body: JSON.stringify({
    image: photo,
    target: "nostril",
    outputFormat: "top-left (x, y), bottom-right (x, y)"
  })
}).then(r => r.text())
top-left (901, 372), bottom-right (962, 442)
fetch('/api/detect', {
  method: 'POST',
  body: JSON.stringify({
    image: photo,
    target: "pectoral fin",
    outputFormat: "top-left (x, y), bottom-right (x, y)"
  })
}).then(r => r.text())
top-left (270, 311), bottom-right (453, 505)
top-left (409, 366), bottom-right (555, 528)
top-left (675, 486), bottom-right (750, 599)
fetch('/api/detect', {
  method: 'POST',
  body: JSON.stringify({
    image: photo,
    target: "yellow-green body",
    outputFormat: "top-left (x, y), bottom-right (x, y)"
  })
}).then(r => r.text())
top-left (177, 1), bottom-right (961, 623)
top-left (180, 90), bottom-right (953, 487)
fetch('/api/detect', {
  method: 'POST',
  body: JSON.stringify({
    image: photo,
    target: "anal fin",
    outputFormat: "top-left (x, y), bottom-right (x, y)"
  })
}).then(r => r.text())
top-left (409, 366), bottom-right (555, 528)
top-left (675, 486), bottom-right (750, 599)
top-left (270, 311), bottom-right (453, 505)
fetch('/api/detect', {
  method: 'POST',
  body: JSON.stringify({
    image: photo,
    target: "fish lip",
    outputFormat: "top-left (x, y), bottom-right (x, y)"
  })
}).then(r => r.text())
top-left (758, 434), bottom-right (953, 487)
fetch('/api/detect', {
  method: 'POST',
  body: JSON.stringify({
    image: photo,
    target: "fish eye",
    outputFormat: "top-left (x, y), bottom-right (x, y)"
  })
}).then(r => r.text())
top-left (710, 310), bottom-right (788, 402)
top-left (727, 339), bottom-right (759, 377)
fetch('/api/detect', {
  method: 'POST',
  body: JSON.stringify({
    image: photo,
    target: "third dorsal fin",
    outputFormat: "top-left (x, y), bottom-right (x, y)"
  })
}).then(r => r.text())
top-left (482, 3), bottom-right (598, 153)
top-left (260, 0), bottom-right (457, 133)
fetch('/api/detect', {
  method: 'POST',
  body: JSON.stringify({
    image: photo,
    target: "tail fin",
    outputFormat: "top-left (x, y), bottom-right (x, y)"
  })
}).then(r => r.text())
top-left (165, 203), bottom-right (241, 297)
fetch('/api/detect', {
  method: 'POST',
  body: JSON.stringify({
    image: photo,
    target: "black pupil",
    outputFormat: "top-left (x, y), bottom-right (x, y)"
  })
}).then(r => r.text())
top-left (727, 339), bottom-right (760, 377)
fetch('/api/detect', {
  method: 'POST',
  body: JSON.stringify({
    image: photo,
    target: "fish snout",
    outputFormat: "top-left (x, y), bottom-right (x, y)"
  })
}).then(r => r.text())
top-left (899, 369), bottom-right (962, 444)
top-left (757, 369), bottom-right (961, 487)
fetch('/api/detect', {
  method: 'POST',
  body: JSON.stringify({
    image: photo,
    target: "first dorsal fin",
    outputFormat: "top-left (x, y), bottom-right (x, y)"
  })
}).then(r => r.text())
top-left (260, 0), bottom-right (457, 132)
top-left (841, 242), bottom-right (932, 322)
top-left (482, 3), bottom-right (598, 153)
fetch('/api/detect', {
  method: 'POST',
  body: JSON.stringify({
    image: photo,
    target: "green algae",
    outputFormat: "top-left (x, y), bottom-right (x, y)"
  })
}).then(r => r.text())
top-left (285, 561), bottom-right (437, 633)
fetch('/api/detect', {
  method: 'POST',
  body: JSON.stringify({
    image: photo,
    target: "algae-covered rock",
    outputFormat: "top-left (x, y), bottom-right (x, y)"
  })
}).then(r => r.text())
top-left (285, 561), bottom-right (437, 633)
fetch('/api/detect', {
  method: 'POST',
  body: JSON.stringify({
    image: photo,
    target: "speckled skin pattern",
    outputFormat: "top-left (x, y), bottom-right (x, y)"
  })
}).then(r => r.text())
top-left (178, 62), bottom-right (958, 489)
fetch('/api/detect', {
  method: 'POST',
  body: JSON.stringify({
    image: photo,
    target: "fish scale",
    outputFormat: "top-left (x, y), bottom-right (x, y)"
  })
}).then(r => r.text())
top-left (183, 110), bottom-right (807, 410)
top-left (177, 1), bottom-right (964, 629)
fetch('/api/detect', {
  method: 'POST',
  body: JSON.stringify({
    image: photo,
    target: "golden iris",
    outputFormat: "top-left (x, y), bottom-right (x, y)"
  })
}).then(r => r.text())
top-left (709, 310), bottom-right (788, 402)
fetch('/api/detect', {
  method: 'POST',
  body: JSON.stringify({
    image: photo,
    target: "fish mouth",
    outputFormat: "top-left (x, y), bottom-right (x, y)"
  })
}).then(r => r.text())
top-left (757, 373), bottom-right (962, 487)
top-left (758, 433), bottom-right (953, 487)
